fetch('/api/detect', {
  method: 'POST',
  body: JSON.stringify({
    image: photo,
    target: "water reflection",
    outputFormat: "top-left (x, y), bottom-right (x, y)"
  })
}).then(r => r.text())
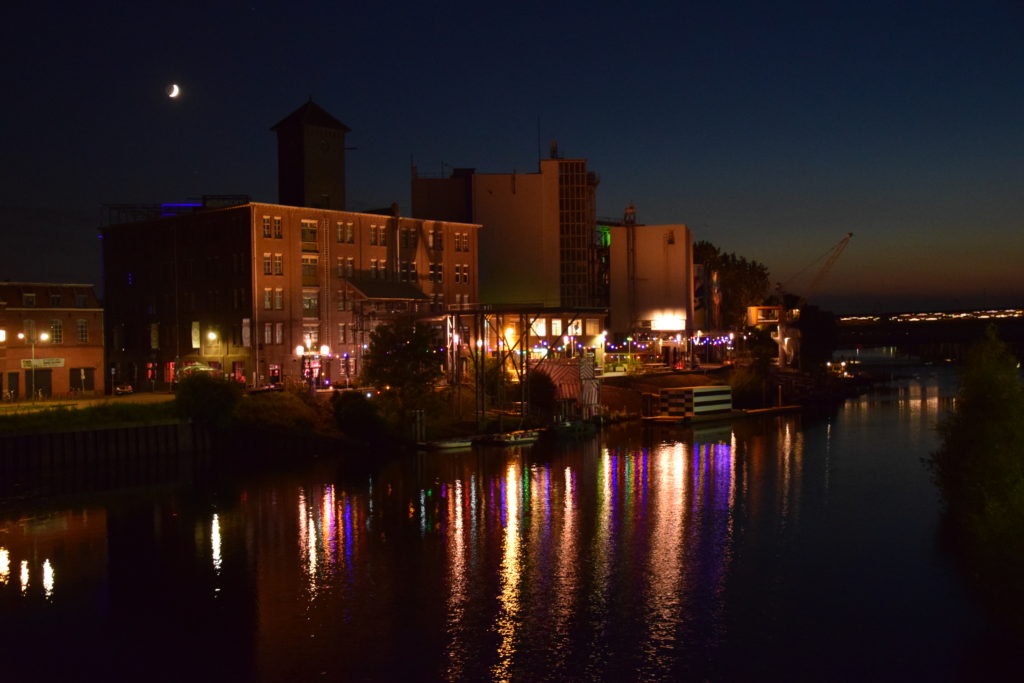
top-left (1, 373), bottom-right (1002, 680)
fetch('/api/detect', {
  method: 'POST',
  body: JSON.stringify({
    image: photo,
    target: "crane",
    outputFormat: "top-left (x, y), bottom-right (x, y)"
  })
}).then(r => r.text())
top-left (775, 232), bottom-right (853, 367)
top-left (778, 232), bottom-right (854, 307)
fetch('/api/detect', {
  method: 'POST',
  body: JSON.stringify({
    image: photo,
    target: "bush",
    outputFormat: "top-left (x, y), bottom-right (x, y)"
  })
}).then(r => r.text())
top-left (330, 390), bottom-right (388, 443)
top-left (233, 390), bottom-right (322, 435)
top-left (175, 374), bottom-right (243, 429)
top-left (930, 327), bottom-right (1024, 626)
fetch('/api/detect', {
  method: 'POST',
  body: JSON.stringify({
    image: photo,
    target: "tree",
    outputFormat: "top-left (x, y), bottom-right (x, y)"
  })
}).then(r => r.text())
top-left (795, 305), bottom-right (838, 371)
top-left (362, 319), bottom-right (444, 409)
top-left (693, 241), bottom-right (771, 330)
top-left (930, 326), bottom-right (1024, 622)
top-left (174, 372), bottom-right (243, 429)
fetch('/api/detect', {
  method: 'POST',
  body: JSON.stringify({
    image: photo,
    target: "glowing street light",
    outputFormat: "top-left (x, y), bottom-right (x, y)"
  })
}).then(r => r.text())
top-left (17, 330), bottom-right (50, 399)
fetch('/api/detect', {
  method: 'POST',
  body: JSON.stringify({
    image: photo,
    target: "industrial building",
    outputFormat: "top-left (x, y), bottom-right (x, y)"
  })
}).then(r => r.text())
top-left (411, 145), bottom-right (603, 309)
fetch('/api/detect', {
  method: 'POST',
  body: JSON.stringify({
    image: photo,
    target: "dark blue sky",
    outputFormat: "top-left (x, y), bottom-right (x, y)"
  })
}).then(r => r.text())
top-left (3, 0), bottom-right (1022, 313)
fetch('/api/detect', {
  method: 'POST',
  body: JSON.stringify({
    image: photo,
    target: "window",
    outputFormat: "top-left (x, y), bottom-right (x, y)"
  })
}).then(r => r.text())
top-left (262, 216), bottom-right (271, 238)
top-left (77, 319), bottom-right (88, 343)
top-left (370, 259), bottom-right (379, 279)
top-left (263, 253), bottom-right (272, 275)
top-left (337, 323), bottom-right (346, 344)
top-left (301, 254), bottom-right (317, 280)
top-left (75, 294), bottom-right (87, 307)
top-left (23, 293), bottom-right (35, 307)
top-left (401, 228), bottom-right (418, 249)
top-left (263, 288), bottom-right (272, 310)
top-left (531, 319), bottom-right (547, 337)
top-left (273, 217), bottom-right (282, 238)
top-left (274, 322), bottom-right (283, 344)
top-left (50, 320), bottom-right (63, 344)
top-left (23, 320), bottom-right (35, 338)
top-left (568, 319), bottom-right (582, 336)
top-left (429, 229), bottom-right (443, 250)
top-left (370, 225), bottom-right (379, 246)
top-left (379, 226), bottom-right (387, 246)
top-left (461, 265), bottom-right (469, 284)
top-left (551, 319), bottom-right (562, 336)
top-left (301, 220), bottom-right (317, 242)
top-left (429, 263), bottom-right (442, 282)
top-left (273, 253), bottom-right (283, 275)
top-left (50, 293), bottom-right (61, 307)
top-left (264, 323), bottom-right (272, 344)
top-left (346, 257), bottom-right (354, 277)
top-left (303, 325), bottom-right (319, 346)
top-left (273, 288), bottom-right (283, 310)
top-left (302, 293), bottom-right (319, 318)
top-left (586, 318), bottom-right (601, 335)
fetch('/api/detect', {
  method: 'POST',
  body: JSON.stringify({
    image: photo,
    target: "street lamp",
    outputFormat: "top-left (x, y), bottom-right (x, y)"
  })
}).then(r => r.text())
top-left (17, 330), bottom-right (50, 400)
top-left (295, 341), bottom-right (331, 391)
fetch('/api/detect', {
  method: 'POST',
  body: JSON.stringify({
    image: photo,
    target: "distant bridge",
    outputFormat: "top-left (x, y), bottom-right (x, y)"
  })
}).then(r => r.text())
top-left (836, 308), bottom-right (1024, 360)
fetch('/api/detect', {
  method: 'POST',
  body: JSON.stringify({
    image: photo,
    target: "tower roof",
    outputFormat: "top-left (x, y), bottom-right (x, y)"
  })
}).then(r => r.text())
top-left (271, 100), bottom-right (351, 133)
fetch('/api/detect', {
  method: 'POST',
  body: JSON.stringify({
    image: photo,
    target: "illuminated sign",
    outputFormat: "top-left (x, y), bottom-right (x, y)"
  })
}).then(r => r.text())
top-left (20, 358), bottom-right (65, 369)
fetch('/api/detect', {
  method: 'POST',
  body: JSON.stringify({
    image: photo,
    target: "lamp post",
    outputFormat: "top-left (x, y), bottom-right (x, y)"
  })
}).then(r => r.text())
top-left (295, 341), bottom-right (331, 392)
top-left (17, 331), bottom-right (50, 400)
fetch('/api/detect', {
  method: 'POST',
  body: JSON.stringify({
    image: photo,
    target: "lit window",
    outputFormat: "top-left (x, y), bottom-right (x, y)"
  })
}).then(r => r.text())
top-left (274, 322), bottom-right (283, 344)
top-left (274, 289), bottom-right (283, 310)
top-left (50, 320), bottom-right (63, 344)
top-left (264, 323), bottom-right (272, 344)
top-left (273, 254), bottom-right (283, 275)
top-left (262, 216), bottom-right (271, 238)
top-left (263, 289), bottom-right (272, 310)
top-left (273, 217), bottom-right (282, 238)
top-left (551, 319), bottom-right (562, 336)
top-left (263, 253), bottom-right (272, 275)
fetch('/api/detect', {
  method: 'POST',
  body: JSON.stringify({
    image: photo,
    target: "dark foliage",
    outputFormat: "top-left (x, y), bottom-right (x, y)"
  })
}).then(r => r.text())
top-left (330, 390), bottom-right (389, 443)
top-left (796, 305), bottom-right (838, 371)
top-left (175, 373), bottom-right (243, 429)
top-left (693, 241), bottom-right (771, 329)
top-left (930, 326), bottom-right (1024, 627)
top-left (528, 370), bottom-right (558, 419)
top-left (362, 319), bottom-right (443, 409)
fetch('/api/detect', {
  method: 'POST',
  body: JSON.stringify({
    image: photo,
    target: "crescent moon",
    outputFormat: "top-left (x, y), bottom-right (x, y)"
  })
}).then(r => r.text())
top-left (168, 83), bottom-right (180, 98)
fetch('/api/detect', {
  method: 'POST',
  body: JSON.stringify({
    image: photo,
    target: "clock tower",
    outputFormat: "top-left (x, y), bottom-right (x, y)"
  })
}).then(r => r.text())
top-left (272, 99), bottom-right (351, 210)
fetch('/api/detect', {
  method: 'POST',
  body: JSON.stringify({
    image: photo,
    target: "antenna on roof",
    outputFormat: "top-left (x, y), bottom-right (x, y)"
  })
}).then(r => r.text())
top-left (536, 116), bottom-right (541, 167)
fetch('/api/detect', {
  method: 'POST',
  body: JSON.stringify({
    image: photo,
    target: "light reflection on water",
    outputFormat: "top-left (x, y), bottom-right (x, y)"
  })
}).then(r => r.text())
top-left (0, 369), bottom-right (1008, 680)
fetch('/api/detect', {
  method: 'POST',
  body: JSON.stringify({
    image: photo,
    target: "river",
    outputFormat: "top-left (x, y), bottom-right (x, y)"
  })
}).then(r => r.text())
top-left (0, 367), bottom-right (1018, 681)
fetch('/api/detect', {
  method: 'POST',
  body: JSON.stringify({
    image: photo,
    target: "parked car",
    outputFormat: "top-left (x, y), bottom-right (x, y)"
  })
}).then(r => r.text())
top-left (113, 383), bottom-right (134, 395)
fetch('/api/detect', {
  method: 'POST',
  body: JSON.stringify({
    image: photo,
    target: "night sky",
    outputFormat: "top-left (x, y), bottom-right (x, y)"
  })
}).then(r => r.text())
top-left (3, 1), bottom-right (1022, 313)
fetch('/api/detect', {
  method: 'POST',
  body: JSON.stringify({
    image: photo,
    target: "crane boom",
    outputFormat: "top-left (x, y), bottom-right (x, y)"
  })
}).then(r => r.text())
top-left (803, 232), bottom-right (853, 301)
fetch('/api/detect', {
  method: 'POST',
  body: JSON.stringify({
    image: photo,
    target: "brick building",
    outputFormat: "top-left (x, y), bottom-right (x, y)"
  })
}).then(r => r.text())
top-left (101, 201), bottom-right (480, 390)
top-left (0, 283), bottom-right (105, 399)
